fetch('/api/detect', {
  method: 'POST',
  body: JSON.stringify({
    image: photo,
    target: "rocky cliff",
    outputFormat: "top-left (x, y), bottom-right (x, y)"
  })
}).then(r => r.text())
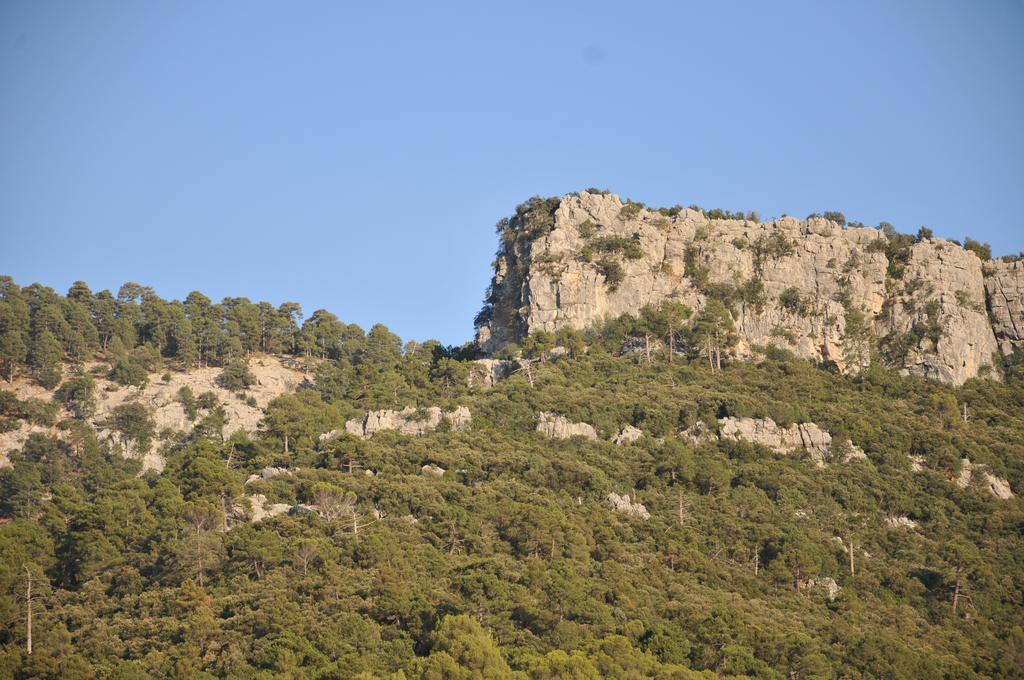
top-left (476, 191), bottom-right (1021, 384)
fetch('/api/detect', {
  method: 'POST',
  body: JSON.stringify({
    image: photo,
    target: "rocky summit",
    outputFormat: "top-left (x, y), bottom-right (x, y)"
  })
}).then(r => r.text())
top-left (476, 191), bottom-right (1023, 384)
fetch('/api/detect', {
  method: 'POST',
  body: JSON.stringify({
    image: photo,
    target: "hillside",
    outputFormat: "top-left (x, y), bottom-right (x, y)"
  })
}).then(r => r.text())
top-left (1, 198), bottom-right (1024, 678)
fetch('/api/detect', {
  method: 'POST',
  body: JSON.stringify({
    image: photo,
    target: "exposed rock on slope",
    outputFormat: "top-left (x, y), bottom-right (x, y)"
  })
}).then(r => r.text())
top-left (1, 355), bottom-right (304, 472)
top-left (686, 417), bottom-right (866, 467)
top-left (339, 406), bottom-right (472, 439)
top-left (614, 425), bottom-right (643, 445)
top-left (536, 412), bottom-right (598, 440)
top-left (986, 259), bottom-right (1024, 357)
top-left (607, 492), bottom-right (650, 519)
top-left (956, 458), bottom-right (1014, 500)
top-left (476, 191), bottom-right (1009, 384)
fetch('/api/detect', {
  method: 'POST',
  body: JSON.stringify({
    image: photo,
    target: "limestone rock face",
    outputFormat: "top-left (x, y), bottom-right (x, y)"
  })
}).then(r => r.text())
top-left (245, 467), bottom-right (293, 485)
top-left (885, 241), bottom-right (999, 384)
top-left (467, 359), bottom-right (519, 388)
top-left (536, 412), bottom-right (598, 440)
top-left (708, 417), bottom-right (863, 467)
top-left (885, 515), bottom-right (919, 529)
top-left (344, 406), bottom-right (471, 439)
top-left (0, 355), bottom-right (304, 473)
top-left (476, 191), bottom-right (1009, 384)
top-left (607, 492), bottom-right (650, 520)
top-left (614, 425), bottom-right (643, 445)
top-left (248, 494), bottom-right (292, 523)
top-left (986, 259), bottom-right (1024, 357)
top-left (956, 458), bottom-right (1014, 500)
top-left (799, 577), bottom-right (841, 601)
top-left (421, 464), bottom-right (446, 478)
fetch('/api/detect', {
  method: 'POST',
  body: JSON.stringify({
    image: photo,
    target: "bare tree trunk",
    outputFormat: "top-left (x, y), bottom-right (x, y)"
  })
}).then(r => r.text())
top-left (952, 569), bottom-right (962, 615)
top-left (678, 490), bottom-right (684, 526)
top-left (24, 568), bottom-right (32, 656)
top-left (753, 547), bottom-right (759, 577)
top-left (283, 433), bottom-right (289, 454)
top-left (849, 537), bottom-right (855, 576)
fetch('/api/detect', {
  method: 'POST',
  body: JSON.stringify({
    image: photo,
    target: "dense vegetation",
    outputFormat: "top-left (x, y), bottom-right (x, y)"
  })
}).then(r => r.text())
top-left (1, 277), bottom-right (1023, 678)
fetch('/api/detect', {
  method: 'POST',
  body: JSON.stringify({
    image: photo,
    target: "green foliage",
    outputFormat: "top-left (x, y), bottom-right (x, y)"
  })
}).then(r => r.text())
top-left (822, 211), bottom-right (846, 226)
top-left (110, 401), bottom-right (155, 454)
top-left (619, 200), bottom-right (645, 220)
top-left (595, 258), bottom-right (625, 291)
top-left (964, 237), bottom-right (992, 261)
top-left (54, 373), bottom-right (96, 419)
top-left (752, 232), bottom-right (795, 273)
top-left (217, 358), bottom-right (255, 391)
top-left (778, 287), bottom-right (809, 316)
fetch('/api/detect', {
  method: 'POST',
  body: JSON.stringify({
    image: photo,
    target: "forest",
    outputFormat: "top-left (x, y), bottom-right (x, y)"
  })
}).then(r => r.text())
top-left (0, 275), bottom-right (1023, 678)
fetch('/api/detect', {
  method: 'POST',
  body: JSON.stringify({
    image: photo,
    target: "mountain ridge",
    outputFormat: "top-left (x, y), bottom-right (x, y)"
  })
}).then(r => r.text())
top-left (476, 190), bottom-right (1023, 384)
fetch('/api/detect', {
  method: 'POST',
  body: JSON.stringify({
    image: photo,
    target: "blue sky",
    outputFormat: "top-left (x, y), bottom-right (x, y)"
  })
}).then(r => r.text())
top-left (1, 1), bottom-right (1022, 345)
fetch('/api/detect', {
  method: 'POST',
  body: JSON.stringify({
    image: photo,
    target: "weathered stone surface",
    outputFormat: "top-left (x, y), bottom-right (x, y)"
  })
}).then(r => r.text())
top-left (344, 406), bottom-right (472, 439)
top-left (0, 355), bottom-right (304, 473)
top-left (956, 458), bottom-right (1014, 499)
top-left (477, 191), bottom-right (1008, 384)
top-left (421, 464), bottom-right (446, 478)
top-left (799, 577), bottom-right (841, 601)
top-left (248, 494), bottom-right (292, 523)
top-left (614, 425), bottom-right (643, 445)
top-left (536, 412), bottom-right (598, 440)
top-left (885, 515), bottom-right (919, 529)
top-left (986, 259), bottom-right (1024, 357)
top-left (607, 492), bottom-right (650, 519)
top-left (467, 359), bottom-right (519, 388)
top-left (245, 467), bottom-right (293, 485)
top-left (886, 240), bottom-right (999, 384)
top-left (708, 417), bottom-right (863, 467)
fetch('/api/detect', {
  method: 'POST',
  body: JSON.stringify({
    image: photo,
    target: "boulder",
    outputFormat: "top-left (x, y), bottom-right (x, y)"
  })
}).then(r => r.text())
top-left (421, 464), bottom-right (446, 478)
top-left (955, 458), bottom-right (1014, 499)
top-left (800, 577), bottom-right (841, 601)
top-left (343, 406), bottom-right (472, 439)
top-left (607, 492), bottom-right (650, 520)
top-left (885, 515), bottom-right (919, 529)
top-left (614, 425), bottom-right (643, 445)
top-left (536, 412), bottom-right (598, 440)
top-left (245, 466), bottom-right (293, 485)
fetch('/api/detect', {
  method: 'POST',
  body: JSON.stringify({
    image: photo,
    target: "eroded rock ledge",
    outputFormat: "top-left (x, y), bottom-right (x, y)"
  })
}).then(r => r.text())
top-left (477, 191), bottom-right (1020, 385)
top-left (684, 417), bottom-right (866, 467)
top-left (325, 406), bottom-right (472, 440)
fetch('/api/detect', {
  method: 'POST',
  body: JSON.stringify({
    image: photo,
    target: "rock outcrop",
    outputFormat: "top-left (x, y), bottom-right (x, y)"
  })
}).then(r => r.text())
top-left (956, 458), bottom-right (1014, 500)
top-left (614, 425), bottom-right (643, 445)
top-left (885, 515), bottom-right (919, 529)
top-left (607, 492), bottom-right (650, 519)
top-left (247, 494), bottom-right (293, 523)
top-left (342, 406), bottom-right (471, 439)
top-left (0, 355), bottom-right (304, 473)
top-left (687, 417), bottom-right (865, 467)
top-left (421, 464), bottom-right (446, 478)
top-left (467, 359), bottom-right (520, 388)
top-left (536, 412), bottom-right (598, 440)
top-left (245, 467), bottom-right (294, 485)
top-left (799, 577), bottom-right (841, 601)
top-left (986, 259), bottom-right (1024, 357)
top-left (476, 191), bottom-right (1011, 384)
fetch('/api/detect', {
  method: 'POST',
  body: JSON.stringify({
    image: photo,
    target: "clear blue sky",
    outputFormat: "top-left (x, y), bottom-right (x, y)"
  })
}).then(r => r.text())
top-left (2, 1), bottom-right (1022, 346)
